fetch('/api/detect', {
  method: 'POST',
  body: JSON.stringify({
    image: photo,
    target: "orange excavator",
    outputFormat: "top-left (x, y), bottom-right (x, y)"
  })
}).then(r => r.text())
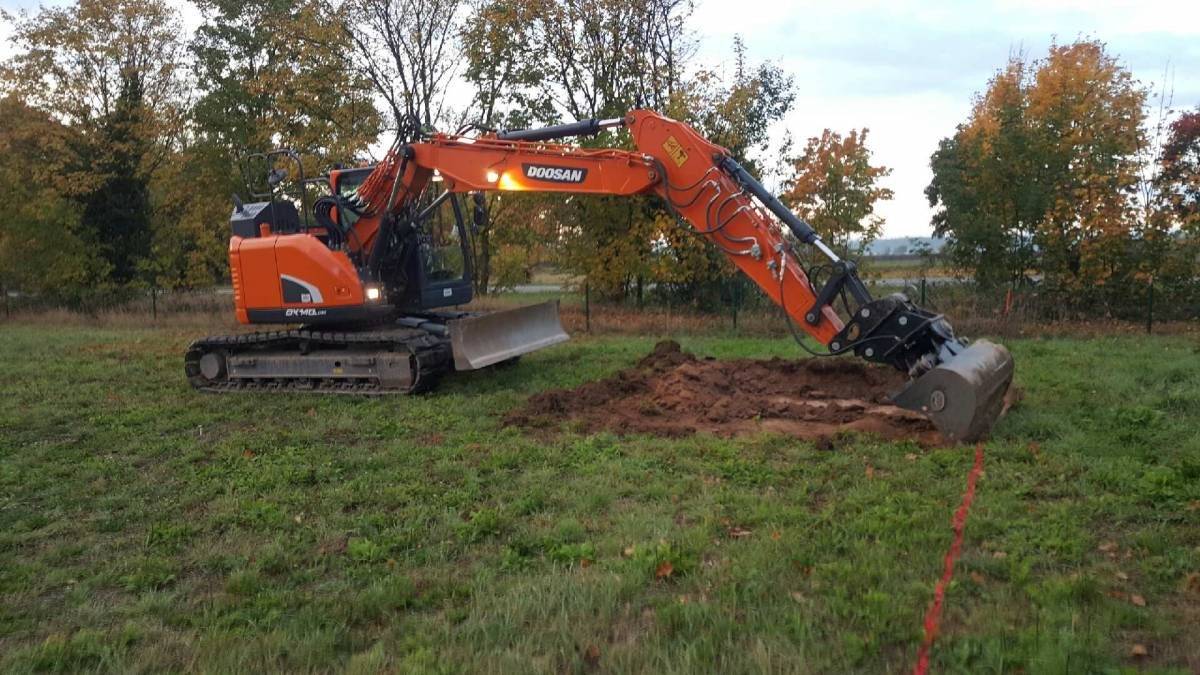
top-left (186, 110), bottom-right (1014, 441)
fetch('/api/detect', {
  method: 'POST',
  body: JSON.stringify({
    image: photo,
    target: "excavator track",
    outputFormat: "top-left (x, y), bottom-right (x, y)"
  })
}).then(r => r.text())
top-left (184, 327), bottom-right (451, 395)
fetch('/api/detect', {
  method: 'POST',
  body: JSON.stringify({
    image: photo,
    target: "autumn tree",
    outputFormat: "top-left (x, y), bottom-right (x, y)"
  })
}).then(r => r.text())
top-left (193, 0), bottom-right (381, 161)
top-left (1141, 108), bottom-right (1200, 299)
top-left (1030, 42), bottom-right (1146, 294)
top-left (1156, 109), bottom-right (1200, 234)
top-left (926, 58), bottom-right (1043, 288)
top-left (179, 0), bottom-right (382, 288)
top-left (2, 0), bottom-right (189, 293)
top-left (783, 128), bottom-right (893, 259)
top-left (0, 96), bottom-right (107, 299)
top-left (927, 40), bottom-right (1148, 303)
top-left (460, 0), bottom-right (552, 131)
top-left (457, 0), bottom-right (555, 293)
top-left (448, 0), bottom-right (699, 299)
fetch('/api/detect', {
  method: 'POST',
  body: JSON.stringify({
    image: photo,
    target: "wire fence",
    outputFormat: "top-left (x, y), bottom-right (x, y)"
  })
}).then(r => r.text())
top-left (2, 275), bottom-right (1195, 337)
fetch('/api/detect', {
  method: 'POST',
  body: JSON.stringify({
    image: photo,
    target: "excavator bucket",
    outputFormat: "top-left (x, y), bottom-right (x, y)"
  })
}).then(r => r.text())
top-left (449, 300), bottom-right (570, 371)
top-left (891, 339), bottom-right (1015, 442)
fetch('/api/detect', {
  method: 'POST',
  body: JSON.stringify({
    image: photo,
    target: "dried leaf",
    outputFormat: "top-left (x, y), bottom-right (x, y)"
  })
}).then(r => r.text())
top-left (1098, 541), bottom-right (1119, 553)
top-left (583, 644), bottom-right (600, 665)
top-left (622, 545), bottom-right (636, 558)
top-left (865, 464), bottom-right (876, 479)
top-left (655, 561), bottom-right (674, 579)
top-left (242, 448), bottom-right (255, 459)
top-left (580, 558), bottom-right (592, 569)
top-left (770, 530), bottom-right (782, 541)
top-left (1130, 594), bottom-right (1146, 607)
top-left (727, 526), bottom-right (752, 539)
top-left (1130, 643), bottom-right (1148, 657)
top-left (904, 453), bottom-right (918, 461)
top-left (992, 551), bottom-right (1008, 559)
top-left (790, 591), bottom-right (804, 602)
top-left (1184, 572), bottom-right (1200, 594)
top-left (970, 571), bottom-right (986, 584)
top-left (1116, 571), bottom-right (1129, 581)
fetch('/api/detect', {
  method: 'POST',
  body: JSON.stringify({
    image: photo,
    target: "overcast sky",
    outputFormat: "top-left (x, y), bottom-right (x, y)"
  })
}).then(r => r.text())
top-left (3, 0), bottom-right (1197, 237)
top-left (691, 0), bottom-right (1200, 236)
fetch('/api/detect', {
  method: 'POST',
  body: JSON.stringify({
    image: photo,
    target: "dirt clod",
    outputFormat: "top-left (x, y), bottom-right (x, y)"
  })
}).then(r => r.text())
top-left (506, 340), bottom-right (946, 446)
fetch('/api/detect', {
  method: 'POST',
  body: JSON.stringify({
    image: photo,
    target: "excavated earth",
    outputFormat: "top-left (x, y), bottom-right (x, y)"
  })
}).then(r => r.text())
top-left (505, 341), bottom-right (948, 446)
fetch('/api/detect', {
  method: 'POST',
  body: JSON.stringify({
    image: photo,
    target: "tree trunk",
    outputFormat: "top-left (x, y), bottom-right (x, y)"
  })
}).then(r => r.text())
top-left (474, 228), bottom-right (491, 295)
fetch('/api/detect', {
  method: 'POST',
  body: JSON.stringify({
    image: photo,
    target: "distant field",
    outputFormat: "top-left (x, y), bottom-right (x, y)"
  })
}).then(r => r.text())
top-left (2, 324), bottom-right (1199, 672)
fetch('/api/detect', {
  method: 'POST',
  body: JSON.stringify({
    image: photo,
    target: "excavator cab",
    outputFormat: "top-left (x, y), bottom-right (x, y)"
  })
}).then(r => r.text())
top-left (328, 167), bottom-right (474, 312)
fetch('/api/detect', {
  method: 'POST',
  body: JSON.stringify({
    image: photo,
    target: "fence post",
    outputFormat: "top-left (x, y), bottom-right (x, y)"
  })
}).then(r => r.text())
top-left (731, 280), bottom-right (739, 332)
top-left (920, 277), bottom-right (927, 306)
top-left (584, 281), bottom-right (591, 333)
top-left (1146, 276), bottom-right (1154, 334)
top-left (151, 286), bottom-right (158, 321)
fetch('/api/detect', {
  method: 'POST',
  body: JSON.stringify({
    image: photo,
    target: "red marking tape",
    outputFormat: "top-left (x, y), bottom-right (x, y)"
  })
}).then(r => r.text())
top-left (913, 442), bottom-right (985, 675)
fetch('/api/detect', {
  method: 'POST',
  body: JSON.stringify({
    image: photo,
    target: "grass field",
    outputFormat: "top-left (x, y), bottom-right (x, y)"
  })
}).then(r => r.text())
top-left (2, 323), bottom-right (1200, 673)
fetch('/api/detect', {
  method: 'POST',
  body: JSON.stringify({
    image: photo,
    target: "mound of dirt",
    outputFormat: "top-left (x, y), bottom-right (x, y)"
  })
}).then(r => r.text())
top-left (505, 340), bottom-right (947, 446)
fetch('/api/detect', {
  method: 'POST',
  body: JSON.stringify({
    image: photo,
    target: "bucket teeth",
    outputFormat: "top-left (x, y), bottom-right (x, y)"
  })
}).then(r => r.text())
top-left (891, 339), bottom-right (1014, 442)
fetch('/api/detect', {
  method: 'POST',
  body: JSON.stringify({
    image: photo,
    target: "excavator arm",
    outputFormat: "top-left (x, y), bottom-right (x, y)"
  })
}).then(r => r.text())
top-left (337, 110), bottom-right (1014, 441)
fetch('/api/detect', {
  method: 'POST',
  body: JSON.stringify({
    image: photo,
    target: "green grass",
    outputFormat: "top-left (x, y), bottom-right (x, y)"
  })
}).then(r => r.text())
top-left (1, 324), bottom-right (1199, 673)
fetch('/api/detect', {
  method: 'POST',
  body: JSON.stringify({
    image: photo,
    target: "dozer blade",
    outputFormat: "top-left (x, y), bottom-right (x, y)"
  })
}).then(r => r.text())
top-left (449, 300), bottom-right (570, 371)
top-left (891, 339), bottom-right (1015, 443)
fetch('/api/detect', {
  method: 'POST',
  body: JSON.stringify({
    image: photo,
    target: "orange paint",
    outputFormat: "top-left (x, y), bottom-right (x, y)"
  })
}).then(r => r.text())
top-left (229, 109), bottom-right (843, 345)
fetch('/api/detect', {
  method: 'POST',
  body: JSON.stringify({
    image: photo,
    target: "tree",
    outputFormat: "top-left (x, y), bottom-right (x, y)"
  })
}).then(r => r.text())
top-left (193, 0), bottom-right (381, 160)
top-left (927, 40), bottom-right (1148, 302)
top-left (460, 0), bottom-right (552, 131)
top-left (171, 0), bottom-right (381, 289)
top-left (81, 75), bottom-right (155, 285)
top-left (1028, 41), bottom-right (1146, 294)
top-left (0, 96), bottom-right (107, 301)
top-left (1157, 109), bottom-right (1200, 233)
top-left (926, 58), bottom-right (1042, 288)
top-left (783, 128), bottom-right (892, 259)
top-left (2, 0), bottom-right (190, 291)
top-left (342, 0), bottom-right (464, 130)
top-left (532, 0), bottom-right (690, 121)
top-left (452, 0), bottom-right (698, 299)
top-left (458, 0), bottom-right (554, 293)
top-left (1142, 108), bottom-right (1200, 297)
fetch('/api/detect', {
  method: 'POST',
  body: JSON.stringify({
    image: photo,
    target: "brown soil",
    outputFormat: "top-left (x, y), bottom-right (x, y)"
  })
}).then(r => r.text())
top-left (505, 340), bottom-right (947, 446)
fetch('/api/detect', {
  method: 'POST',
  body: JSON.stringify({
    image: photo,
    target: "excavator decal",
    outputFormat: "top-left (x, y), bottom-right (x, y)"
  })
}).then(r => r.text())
top-left (281, 275), bottom-right (324, 304)
top-left (522, 164), bottom-right (588, 183)
top-left (662, 136), bottom-right (689, 167)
